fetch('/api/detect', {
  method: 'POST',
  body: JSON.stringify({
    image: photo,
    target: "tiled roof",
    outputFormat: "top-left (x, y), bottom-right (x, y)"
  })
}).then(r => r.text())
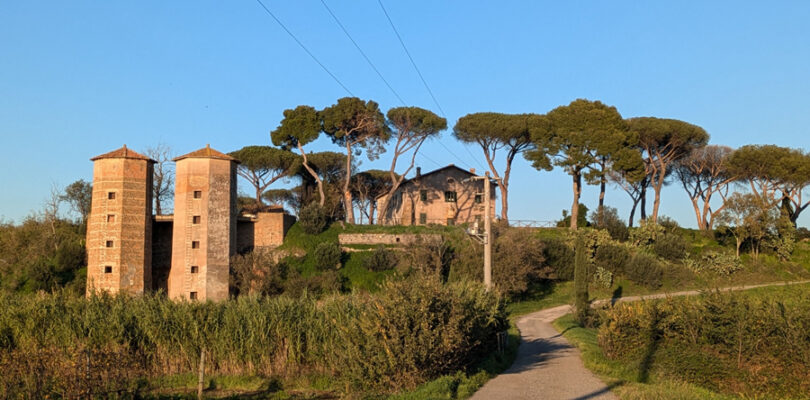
top-left (90, 145), bottom-right (155, 162)
top-left (173, 144), bottom-right (238, 162)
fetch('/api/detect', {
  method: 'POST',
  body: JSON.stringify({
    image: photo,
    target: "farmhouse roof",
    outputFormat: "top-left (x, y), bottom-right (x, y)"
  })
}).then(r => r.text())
top-left (90, 145), bottom-right (155, 162)
top-left (174, 144), bottom-right (238, 162)
top-left (374, 164), bottom-right (480, 200)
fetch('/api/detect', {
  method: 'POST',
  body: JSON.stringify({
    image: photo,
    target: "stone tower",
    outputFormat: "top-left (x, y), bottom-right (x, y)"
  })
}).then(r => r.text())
top-left (86, 145), bottom-right (155, 296)
top-left (168, 145), bottom-right (238, 301)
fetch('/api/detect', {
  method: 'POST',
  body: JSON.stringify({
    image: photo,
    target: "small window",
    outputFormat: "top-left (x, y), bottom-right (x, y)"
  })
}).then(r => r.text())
top-left (191, 241), bottom-right (200, 249)
top-left (107, 192), bottom-right (116, 200)
top-left (189, 292), bottom-right (198, 300)
top-left (105, 240), bottom-right (114, 248)
top-left (104, 266), bottom-right (112, 274)
top-left (107, 214), bottom-right (115, 223)
top-left (420, 190), bottom-right (427, 202)
top-left (419, 213), bottom-right (427, 225)
top-left (192, 216), bottom-right (201, 224)
top-left (193, 190), bottom-right (202, 199)
top-left (446, 218), bottom-right (455, 226)
top-left (475, 194), bottom-right (483, 204)
top-left (444, 191), bottom-right (456, 202)
top-left (191, 266), bottom-right (199, 274)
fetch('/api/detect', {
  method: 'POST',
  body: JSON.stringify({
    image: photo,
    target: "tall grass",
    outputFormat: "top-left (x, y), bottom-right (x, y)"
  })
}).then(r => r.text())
top-left (0, 278), bottom-right (506, 398)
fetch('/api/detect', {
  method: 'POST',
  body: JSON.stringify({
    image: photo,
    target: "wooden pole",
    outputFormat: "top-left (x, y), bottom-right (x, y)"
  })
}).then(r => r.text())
top-left (484, 172), bottom-right (492, 291)
top-left (197, 348), bottom-right (205, 400)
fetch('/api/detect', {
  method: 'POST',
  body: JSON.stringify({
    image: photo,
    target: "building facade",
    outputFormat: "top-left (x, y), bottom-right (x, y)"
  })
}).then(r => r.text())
top-left (86, 145), bottom-right (295, 301)
top-left (376, 165), bottom-right (496, 226)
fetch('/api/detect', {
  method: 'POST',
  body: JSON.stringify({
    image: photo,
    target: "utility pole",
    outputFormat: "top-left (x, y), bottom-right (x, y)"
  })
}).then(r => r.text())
top-left (483, 172), bottom-right (492, 291)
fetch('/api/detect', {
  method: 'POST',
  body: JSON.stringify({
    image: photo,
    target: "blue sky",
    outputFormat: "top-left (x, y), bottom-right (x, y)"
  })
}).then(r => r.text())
top-left (2, 1), bottom-right (809, 227)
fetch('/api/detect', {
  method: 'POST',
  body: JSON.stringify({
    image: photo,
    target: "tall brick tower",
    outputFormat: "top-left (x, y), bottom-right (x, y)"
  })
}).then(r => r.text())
top-left (86, 145), bottom-right (155, 296)
top-left (168, 145), bottom-right (238, 301)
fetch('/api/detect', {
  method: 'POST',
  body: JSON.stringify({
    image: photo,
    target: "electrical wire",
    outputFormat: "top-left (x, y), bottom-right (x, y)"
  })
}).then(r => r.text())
top-left (319, 0), bottom-right (407, 106)
top-left (254, 0), bottom-right (354, 96)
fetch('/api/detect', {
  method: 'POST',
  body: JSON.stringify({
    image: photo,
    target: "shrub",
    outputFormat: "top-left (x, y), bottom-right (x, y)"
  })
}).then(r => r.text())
top-left (298, 202), bottom-right (328, 235)
top-left (230, 249), bottom-right (288, 296)
top-left (590, 206), bottom-right (629, 241)
top-left (683, 251), bottom-right (742, 275)
top-left (491, 228), bottom-right (546, 298)
top-left (624, 252), bottom-right (664, 288)
top-left (629, 219), bottom-right (665, 247)
top-left (542, 238), bottom-right (574, 280)
top-left (557, 203), bottom-right (589, 228)
top-left (312, 241), bottom-right (342, 270)
top-left (282, 269), bottom-right (344, 297)
top-left (363, 246), bottom-right (398, 272)
top-left (400, 236), bottom-right (454, 280)
top-left (594, 243), bottom-right (631, 275)
top-left (652, 233), bottom-right (689, 261)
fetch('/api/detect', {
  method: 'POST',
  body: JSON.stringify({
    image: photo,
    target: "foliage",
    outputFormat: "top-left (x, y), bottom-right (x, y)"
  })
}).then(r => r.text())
top-left (230, 249), bottom-right (288, 296)
top-left (624, 252), bottom-right (664, 289)
top-left (453, 112), bottom-right (537, 221)
top-left (628, 219), bottom-right (665, 246)
top-left (597, 287), bottom-right (810, 398)
top-left (682, 251), bottom-right (742, 275)
top-left (363, 246), bottom-right (398, 272)
top-left (541, 237), bottom-right (575, 280)
top-left (594, 243), bottom-right (632, 275)
top-left (652, 232), bottom-right (689, 261)
top-left (674, 145), bottom-right (736, 230)
top-left (0, 280), bottom-right (507, 395)
top-left (716, 192), bottom-right (778, 258)
top-left (312, 241), bottom-right (342, 271)
top-left (592, 266), bottom-right (613, 288)
top-left (557, 203), bottom-right (589, 228)
top-left (59, 179), bottom-right (92, 224)
top-left (589, 206), bottom-right (629, 241)
top-left (229, 145), bottom-right (300, 206)
top-left (297, 202), bottom-right (329, 235)
top-left (526, 99), bottom-right (642, 229)
top-left (400, 236), bottom-right (455, 280)
top-left (491, 227), bottom-right (546, 298)
top-left (573, 234), bottom-right (590, 325)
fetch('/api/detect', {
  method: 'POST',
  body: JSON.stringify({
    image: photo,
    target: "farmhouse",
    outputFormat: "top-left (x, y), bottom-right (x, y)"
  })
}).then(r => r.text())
top-left (376, 165), bottom-right (496, 226)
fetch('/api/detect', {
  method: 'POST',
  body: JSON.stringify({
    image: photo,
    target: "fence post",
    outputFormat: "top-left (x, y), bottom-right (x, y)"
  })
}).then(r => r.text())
top-left (197, 348), bottom-right (205, 400)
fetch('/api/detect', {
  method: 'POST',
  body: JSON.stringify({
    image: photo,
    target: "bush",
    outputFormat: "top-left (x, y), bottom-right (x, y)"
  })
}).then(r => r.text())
top-left (590, 206), bottom-right (629, 241)
top-left (298, 202), bottom-right (329, 235)
top-left (652, 233), bottom-right (689, 261)
top-left (283, 269), bottom-right (344, 297)
top-left (312, 241), bottom-right (342, 270)
top-left (683, 251), bottom-right (742, 275)
top-left (624, 252), bottom-right (664, 288)
top-left (230, 249), bottom-right (288, 296)
top-left (542, 238), bottom-right (575, 280)
top-left (594, 243), bottom-right (631, 275)
top-left (363, 246), bottom-right (398, 272)
top-left (0, 281), bottom-right (507, 395)
top-left (491, 228), bottom-right (546, 298)
top-left (629, 220), bottom-right (665, 247)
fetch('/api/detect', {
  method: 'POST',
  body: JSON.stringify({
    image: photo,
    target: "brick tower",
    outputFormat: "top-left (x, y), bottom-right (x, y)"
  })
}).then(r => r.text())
top-left (168, 145), bottom-right (238, 301)
top-left (86, 145), bottom-right (154, 296)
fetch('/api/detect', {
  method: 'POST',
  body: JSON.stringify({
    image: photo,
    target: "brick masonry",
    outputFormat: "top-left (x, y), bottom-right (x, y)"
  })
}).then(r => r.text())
top-left (338, 233), bottom-right (442, 246)
top-left (86, 145), bottom-right (296, 301)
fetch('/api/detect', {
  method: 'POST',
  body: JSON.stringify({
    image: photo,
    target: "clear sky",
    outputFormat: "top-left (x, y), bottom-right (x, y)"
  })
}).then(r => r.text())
top-left (2, 1), bottom-right (809, 227)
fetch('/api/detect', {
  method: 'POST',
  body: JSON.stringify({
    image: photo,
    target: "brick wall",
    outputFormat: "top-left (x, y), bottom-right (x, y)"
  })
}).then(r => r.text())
top-left (338, 233), bottom-right (441, 246)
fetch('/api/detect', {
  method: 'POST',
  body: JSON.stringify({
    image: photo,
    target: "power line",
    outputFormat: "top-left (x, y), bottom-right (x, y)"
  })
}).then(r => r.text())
top-left (377, 0), bottom-right (446, 117)
top-left (319, 0), bottom-right (407, 106)
top-left (254, 0), bottom-right (354, 96)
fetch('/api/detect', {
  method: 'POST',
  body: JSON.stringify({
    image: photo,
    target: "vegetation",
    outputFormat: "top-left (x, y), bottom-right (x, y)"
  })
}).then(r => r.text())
top-left (0, 278), bottom-right (506, 398)
top-left (555, 284), bottom-right (810, 399)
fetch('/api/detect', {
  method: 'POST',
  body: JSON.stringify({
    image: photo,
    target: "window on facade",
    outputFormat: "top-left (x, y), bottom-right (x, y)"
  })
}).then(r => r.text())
top-left (446, 218), bottom-right (455, 226)
top-left (104, 266), bottom-right (112, 274)
top-left (475, 194), bottom-right (483, 204)
top-left (420, 190), bottom-right (427, 202)
top-left (105, 240), bottom-right (114, 248)
top-left (189, 292), bottom-right (198, 300)
top-left (107, 214), bottom-right (115, 223)
top-left (419, 213), bottom-right (427, 225)
top-left (444, 191), bottom-right (456, 202)
top-left (191, 266), bottom-right (199, 274)
top-left (107, 192), bottom-right (116, 200)
top-left (191, 241), bottom-right (200, 249)
top-left (192, 215), bottom-right (201, 224)
top-left (193, 190), bottom-right (202, 199)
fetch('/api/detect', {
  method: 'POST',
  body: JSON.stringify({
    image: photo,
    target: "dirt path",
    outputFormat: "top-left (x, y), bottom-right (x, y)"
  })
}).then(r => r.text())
top-left (470, 280), bottom-right (810, 400)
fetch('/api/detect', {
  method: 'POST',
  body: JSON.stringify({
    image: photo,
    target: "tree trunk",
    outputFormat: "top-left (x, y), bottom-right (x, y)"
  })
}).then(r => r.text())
top-left (343, 142), bottom-right (355, 223)
top-left (651, 176), bottom-right (664, 224)
top-left (571, 171), bottom-right (582, 230)
top-left (155, 197), bottom-right (162, 216)
top-left (628, 199), bottom-right (639, 227)
top-left (736, 237), bottom-right (741, 258)
top-left (690, 197), bottom-right (705, 231)
top-left (369, 202), bottom-right (375, 225)
top-left (255, 185), bottom-right (263, 208)
top-left (500, 181), bottom-right (509, 224)
top-left (640, 183), bottom-right (648, 221)
top-left (599, 173), bottom-right (606, 208)
top-left (297, 143), bottom-right (325, 206)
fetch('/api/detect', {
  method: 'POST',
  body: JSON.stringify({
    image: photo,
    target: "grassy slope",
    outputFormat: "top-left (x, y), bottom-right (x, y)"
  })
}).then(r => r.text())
top-left (552, 282), bottom-right (810, 400)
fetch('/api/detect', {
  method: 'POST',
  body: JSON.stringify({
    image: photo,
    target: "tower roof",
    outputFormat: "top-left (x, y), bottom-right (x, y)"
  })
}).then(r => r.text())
top-left (90, 145), bottom-right (155, 162)
top-left (173, 144), bottom-right (238, 162)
